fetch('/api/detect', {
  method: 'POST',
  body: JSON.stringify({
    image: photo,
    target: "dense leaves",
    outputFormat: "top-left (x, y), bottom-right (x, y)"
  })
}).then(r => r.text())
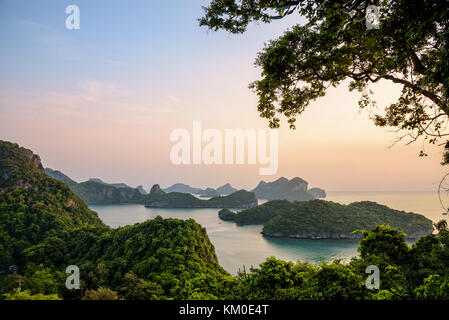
top-left (0, 141), bottom-right (106, 270)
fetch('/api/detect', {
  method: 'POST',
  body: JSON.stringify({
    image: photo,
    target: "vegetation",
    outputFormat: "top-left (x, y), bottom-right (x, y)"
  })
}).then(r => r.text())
top-left (218, 208), bottom-right (236, 221)
top-left (223, 199), bottom-right (433, 239)
top-left (200, 0), bottom-right (449, 161)
top-left (3, 289), bottom-right (62, 300)
top-left (82, 286), bottom-right (118, 300)
top-left (0, 141), bottom-right (106, 270)
top-left (229, 200), bottom-right (297, 225)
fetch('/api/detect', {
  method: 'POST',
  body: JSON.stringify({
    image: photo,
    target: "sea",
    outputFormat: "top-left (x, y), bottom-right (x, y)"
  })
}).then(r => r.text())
top-left (89, 191), bottom-right (447, 274)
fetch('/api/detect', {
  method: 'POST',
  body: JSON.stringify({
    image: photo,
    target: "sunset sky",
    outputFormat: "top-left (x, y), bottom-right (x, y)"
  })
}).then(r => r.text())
top-left (0, 0), bottom-right (446, 192)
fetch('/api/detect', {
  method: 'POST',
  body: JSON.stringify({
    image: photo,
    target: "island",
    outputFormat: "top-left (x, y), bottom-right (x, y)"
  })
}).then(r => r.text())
top-left (145, 186), bottom-right (258, 209)
top-left (164, 182), bottom-right (238, 197)
top-left (251, 177), bottom-right (326, 201)
top-left (219, 199), bottom-right (433, 239)
top-left (218, 208), bottom-right (236, 221)
top-left (44, 169), bottom-right (258, 209)
top-left (45, 168), bottom-right (148, 205)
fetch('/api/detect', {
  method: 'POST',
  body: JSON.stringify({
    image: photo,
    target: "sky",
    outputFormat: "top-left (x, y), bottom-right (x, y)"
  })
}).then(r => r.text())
top-left (0, 0), bottom-right (446, 192)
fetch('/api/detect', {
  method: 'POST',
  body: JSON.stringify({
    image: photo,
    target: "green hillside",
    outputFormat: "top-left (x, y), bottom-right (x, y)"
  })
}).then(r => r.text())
top-left (232, 200), bottom-right (297, 224)
top-left (0, 141), bottom-right (106, 269)
top-left (0, 140), bottom-right (228, 299)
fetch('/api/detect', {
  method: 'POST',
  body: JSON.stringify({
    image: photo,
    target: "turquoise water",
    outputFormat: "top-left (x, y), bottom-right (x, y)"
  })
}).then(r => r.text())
top-left (89, 191), bottom-right (447, 274)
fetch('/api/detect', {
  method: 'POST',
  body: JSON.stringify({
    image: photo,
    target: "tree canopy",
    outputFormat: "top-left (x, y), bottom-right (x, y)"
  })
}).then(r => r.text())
top-left (200, 0), bottom-right (449, 160)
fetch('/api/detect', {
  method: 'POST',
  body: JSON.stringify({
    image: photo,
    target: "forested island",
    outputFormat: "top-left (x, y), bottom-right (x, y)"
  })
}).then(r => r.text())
top-left (145, 185), bottom-right (258, 209)
top-left (45, 168), bottom-right (148, 205)
top-left (219, 200), bottom-right (434, 239)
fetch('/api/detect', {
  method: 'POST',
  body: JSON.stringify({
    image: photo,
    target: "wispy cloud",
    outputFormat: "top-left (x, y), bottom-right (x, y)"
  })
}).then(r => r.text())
top-left (0, 80), bottom-right (177, 124)
top-left (11, 19), bottom-right (127, 66)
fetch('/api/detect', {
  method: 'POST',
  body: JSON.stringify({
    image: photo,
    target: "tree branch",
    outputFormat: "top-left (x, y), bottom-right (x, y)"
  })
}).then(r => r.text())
top-left (383, 75), bottom-right (442, 106)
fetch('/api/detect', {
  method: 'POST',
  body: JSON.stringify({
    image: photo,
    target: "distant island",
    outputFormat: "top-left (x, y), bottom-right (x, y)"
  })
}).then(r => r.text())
top-left (45, 168), bottom-right (147, 205)
top-left (251, 177), bottom-right (326, 201)
top-left (45, 169), bottom-right (258, 209)
top-left (88, 178), bottom-right (132, 189)
top-left (219, 200), bottom-right (433, 239)
top-left (163, 182), bottom-right (238, 197)
top-left (46, 168), bottom-right (326, 206)
top-left (164, 177), bottom-right (326, 202)
top-left (145, 185), bottom-right (257, 209)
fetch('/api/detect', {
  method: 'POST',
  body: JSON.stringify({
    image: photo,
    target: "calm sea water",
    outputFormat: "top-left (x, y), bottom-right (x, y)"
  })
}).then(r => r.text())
top-left (89, 191), bottom-right (447, 274)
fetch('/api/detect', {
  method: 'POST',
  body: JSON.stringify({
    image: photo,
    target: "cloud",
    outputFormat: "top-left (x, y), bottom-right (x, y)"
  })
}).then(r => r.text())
top-left (11, 19), bottom-right (127, 66)
top-left (0, 81), bottom-right (177, 124)
top-left (13, 19), bottom-right (54, 31)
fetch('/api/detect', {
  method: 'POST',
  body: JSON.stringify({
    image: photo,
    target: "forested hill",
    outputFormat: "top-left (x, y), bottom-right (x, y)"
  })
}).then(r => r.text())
top-left (0, 140), bottom-right (106, 269)
top-left (0, 140), bottom-right (228, 299)
top-left (220, 199), bottom-right (433, 239)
